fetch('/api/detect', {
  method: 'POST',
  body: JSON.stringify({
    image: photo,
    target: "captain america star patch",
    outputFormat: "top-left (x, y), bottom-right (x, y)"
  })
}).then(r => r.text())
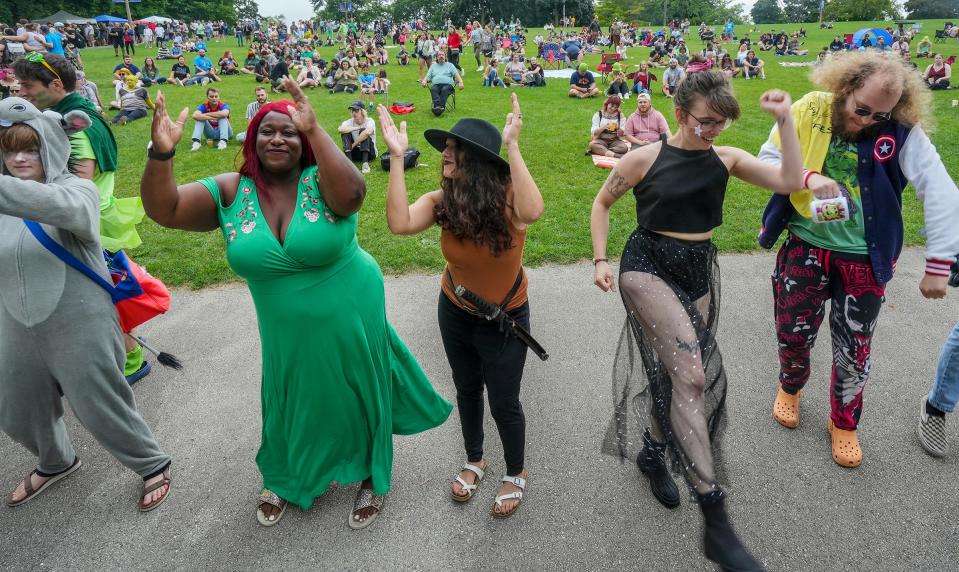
top-left (874, 135), bottom-right (896, 163)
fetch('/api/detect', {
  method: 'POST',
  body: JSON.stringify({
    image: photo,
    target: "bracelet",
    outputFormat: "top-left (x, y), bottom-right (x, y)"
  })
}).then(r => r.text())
top-left (593, 258), bottom-right (608, 265)
top-left (147, 146), bottom-right (176, 161)
top-left (802, 169), bottom-right (818, 189)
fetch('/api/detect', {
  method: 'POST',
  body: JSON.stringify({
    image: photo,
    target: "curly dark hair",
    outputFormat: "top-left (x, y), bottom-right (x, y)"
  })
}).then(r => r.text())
top-left (434, 145), bottom-right (513, 256)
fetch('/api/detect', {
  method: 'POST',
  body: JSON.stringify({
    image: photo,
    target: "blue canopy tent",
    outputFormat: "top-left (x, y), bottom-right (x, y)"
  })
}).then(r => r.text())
top-left (852, 27), bottom-right (893, 48)
top-left (94, 15), bottom-right (128, 23)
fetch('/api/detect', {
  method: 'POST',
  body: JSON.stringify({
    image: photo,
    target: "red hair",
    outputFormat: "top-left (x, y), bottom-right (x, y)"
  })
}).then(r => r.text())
top-left (237, 100), bottom-right (316, 194)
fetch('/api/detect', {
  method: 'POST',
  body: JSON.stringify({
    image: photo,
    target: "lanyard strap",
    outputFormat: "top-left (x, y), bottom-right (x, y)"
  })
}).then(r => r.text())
top-left (22, 220), bottom-right (120, 302)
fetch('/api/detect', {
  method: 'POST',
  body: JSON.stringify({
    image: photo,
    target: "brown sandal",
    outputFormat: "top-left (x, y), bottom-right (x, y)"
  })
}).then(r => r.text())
top-left (138, 466), bottom-right (172, 512)
top-left (828, 419), bottom-right (862, 468)
top-left (773, 387), bottom-right (801, 429)
top-left (5, 457), bottom-right (82, 508)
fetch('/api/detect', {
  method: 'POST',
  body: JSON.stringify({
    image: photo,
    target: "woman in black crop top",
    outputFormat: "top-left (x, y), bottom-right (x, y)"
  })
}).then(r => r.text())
top-left (590, 70), bottom-right (810, 572)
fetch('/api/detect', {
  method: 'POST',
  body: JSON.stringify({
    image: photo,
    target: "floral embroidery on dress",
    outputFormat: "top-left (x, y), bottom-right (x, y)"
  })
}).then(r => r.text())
top-left (299, 171), bottom-right (339, 224)
top-left (229, 180), bottom-right (261, 242)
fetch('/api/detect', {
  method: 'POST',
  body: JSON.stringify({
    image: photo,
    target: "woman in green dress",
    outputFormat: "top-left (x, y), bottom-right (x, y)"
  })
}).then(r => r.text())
top-left (140, 77), bottom-right (452, 529)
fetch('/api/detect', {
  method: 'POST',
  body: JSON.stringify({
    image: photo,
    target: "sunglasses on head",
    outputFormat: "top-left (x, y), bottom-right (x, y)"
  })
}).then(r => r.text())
top-left (25, 52), bottom-right (62, 84)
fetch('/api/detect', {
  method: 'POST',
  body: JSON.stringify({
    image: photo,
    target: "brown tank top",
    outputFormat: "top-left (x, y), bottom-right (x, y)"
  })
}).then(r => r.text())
top-left (440, 218), bottom-right (528, 312)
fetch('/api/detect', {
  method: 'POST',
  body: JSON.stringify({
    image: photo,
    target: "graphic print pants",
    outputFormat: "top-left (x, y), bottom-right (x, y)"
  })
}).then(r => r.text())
top-left (772, 234), bottom-right (886, 430)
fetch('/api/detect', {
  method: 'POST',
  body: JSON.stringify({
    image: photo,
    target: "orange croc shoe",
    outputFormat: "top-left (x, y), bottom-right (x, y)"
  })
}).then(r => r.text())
top-left (828, 419), bottom-right (862, 468)
top-left (773, 387), bottom-right (801, 429)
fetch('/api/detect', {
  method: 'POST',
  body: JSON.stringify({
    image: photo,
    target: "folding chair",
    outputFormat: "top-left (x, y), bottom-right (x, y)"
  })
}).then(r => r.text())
top-left (542, 43), bottom-right (562, 69)
top-left (445, 89), bottom-right (456, 112)
top-left (843, 34), bottom-right (853, 48)
top-left (596, 53), bottom-right (621, 83)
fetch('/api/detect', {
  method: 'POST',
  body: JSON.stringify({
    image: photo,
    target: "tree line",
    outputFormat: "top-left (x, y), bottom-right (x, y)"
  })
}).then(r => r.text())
top-left (2, 0), bottom-right (237, 27)
top-left (311, 0), bottom-right (596, 27)
top-left (751, 0), bottom-right (958, 25)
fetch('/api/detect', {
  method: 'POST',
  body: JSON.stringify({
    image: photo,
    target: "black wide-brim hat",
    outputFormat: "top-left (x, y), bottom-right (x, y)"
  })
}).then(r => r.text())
top-left (424, 118), bottom-right (508, 168)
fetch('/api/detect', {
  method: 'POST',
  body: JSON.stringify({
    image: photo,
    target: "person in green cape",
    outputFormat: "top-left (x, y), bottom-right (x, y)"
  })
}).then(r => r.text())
top-left (13, 53), bottom-right (151, 384)
top-left (140, 77), bottom-right (453, 529)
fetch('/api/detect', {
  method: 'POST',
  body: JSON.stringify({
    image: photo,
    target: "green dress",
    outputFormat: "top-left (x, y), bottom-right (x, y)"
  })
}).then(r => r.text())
top-left (199, 166), bottom-right (452, 509)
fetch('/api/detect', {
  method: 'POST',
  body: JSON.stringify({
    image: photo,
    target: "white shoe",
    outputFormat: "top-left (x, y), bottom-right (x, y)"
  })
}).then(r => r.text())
top-left (217, 140), bottom-right (227, 150)
top-left (191, 141), bottom-right (201, 151)
top-left (361, 162), bottom-right (370, 173)
top-left (476, 66), bottom-right (483, 72)
top-left (623, 92), bottom-right (630, 99)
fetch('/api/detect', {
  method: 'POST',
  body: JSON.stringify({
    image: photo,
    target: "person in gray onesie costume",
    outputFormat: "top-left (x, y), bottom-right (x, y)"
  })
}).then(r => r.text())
top-left (0, 97), bottom-right (172, 512)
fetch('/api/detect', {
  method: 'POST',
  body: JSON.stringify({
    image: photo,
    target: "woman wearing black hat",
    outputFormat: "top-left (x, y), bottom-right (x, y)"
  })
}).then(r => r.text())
top-left (376, 94), bottom-right (543, 518)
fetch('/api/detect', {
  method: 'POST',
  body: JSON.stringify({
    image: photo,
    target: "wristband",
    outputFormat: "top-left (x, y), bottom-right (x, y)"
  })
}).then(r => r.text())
top-left (593, 258), bottom-right (608, 265)
top-left (802, 169), bottom-right (818, 189)
top-left (147, 146), bottom-right (176, 161)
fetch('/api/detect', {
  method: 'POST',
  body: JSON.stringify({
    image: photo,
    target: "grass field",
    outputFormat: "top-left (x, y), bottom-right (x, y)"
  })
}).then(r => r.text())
top-left (74, 20), bottom-right (959, 287)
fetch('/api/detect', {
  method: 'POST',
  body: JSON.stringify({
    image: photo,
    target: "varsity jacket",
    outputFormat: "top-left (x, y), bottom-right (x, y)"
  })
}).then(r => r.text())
top-left (758, 91), bottom-right (959, 284)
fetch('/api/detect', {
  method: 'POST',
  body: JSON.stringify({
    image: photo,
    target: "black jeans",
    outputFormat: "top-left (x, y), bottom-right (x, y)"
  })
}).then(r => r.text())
top-left (340, 132), bottom-right (375, 163)
top-left (437, 292), bottom-right (530, 476)
top-left (430, 83), bottom-right (454, 114)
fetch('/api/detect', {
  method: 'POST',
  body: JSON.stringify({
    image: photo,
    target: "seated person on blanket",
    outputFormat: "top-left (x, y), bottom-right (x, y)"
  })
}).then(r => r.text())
top-left (589, 95), bottom-right (628, 158)
top-left (569, 63), bottom-right (599, 98)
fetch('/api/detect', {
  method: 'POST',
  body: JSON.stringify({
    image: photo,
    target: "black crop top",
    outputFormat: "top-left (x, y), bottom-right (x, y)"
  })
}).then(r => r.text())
top-left (633, 142), bottom-right (729, 233)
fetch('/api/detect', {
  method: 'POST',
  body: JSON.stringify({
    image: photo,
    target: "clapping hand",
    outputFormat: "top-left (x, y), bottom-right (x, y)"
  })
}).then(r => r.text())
top-left (282, 76), bottom-right (320, 134)
top-left (150, 91), bottom-right (188, 153)
top-left (502, 92), bottom-right (523, 147)
top-left (377, 104), bottom-right (409, 157)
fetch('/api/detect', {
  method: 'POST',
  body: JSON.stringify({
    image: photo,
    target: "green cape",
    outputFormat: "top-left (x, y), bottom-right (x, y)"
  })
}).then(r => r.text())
top-left (51, 92), bottom-right (118, 173)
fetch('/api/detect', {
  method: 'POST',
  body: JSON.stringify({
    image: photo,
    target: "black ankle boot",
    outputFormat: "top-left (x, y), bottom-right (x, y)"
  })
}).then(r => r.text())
top-left (699, 490), bottom-right (765, 572)
top-left (635, 428), bottom-right (680, 509)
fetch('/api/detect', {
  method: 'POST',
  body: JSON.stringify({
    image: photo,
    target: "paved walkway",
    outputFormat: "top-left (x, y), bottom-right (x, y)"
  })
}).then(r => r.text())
top-left (2, 250), bottom-right (957, 570)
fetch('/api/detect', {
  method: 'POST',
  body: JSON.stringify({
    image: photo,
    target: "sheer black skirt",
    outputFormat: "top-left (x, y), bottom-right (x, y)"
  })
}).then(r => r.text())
top-left (601, 227), bottom-right (728, 494)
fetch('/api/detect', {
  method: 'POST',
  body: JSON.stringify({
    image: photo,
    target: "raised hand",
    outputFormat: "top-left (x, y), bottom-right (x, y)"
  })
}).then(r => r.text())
top-left (502, 92), bottom-right (523, 147)
top-left (282, 76), bottom-right (320, 134)
top-left (376, 104), bottom-right (409, 157)
top-left (150, 91), bottom-right (188, 153)
top-left (759, 89), bottom-right (792, 120)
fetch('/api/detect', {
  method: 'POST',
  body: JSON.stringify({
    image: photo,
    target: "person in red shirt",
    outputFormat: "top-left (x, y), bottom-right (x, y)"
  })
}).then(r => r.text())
top-left (447, 27), bottom-right (464, 75)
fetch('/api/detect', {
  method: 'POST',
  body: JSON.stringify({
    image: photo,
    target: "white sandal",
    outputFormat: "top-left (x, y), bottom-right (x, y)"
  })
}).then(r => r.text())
top-left (450, 462), bottom-right (486, 503)
top-left (492, 474), bottom-right (526, 519)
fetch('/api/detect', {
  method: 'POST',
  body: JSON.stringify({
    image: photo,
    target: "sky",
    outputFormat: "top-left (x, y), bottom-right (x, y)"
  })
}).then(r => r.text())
top-left (256, 0), bottom-right (315, 21)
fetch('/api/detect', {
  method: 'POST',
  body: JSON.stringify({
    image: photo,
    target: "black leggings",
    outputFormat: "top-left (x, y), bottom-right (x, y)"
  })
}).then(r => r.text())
top-left (437, 292), bottom-right (529, 476)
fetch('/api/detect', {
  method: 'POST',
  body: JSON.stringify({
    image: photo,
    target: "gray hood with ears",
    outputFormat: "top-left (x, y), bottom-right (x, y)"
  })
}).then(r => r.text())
top-left (0, 97), bottom-right (91, 184)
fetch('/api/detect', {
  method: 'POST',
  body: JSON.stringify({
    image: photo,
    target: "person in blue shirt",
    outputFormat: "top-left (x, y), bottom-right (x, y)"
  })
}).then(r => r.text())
top-left (43, 25), bottom-right (65, 57)
top-left (568, 63), bottom-right (599, 98)
top-left (194, 41), bottom-right (208, 53)
top-left (562, 38), bottom-right (582, 67)
top-left (114, 55), bottom-right (141, 80)
top-left (190, 87), bottom-right (232, 150)
top-left (193, 49), bottom-right (220, 83)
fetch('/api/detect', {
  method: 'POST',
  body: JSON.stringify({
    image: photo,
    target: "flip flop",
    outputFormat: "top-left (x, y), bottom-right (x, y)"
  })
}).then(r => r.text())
top-left (492, 474), bottom-right (526, 519)
top-left (5, 457), bottom-right (82, 508)
top-left (451, 461), bottom-right (487, 503)
top-left (138, 466), bottom-right (172, 512)
top-left (348, 486), bottom-right (384, 530)
top-left (256, 488), bottom-right (288, 527)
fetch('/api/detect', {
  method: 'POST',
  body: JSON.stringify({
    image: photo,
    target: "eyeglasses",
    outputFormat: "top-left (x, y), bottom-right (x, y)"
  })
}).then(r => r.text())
top-left (2, 150), bottom-right (41, 162)
top-left (687, 111), bottom-right (733, 132)
top-left (851, 95), bottom-right (892, 122)
top-left (25, 52), bottom-right (62, 84)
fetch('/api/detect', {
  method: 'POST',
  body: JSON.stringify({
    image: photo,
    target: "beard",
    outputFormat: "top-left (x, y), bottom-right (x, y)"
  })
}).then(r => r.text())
top-left (831, 96), bottom-right (882, 143)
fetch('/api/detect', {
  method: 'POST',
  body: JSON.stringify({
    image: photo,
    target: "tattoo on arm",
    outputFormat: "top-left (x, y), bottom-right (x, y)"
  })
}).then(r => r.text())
top-left (676, 337), bottom-right (698, 354)
top-left (603, 170), bottom-right (631, 199)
